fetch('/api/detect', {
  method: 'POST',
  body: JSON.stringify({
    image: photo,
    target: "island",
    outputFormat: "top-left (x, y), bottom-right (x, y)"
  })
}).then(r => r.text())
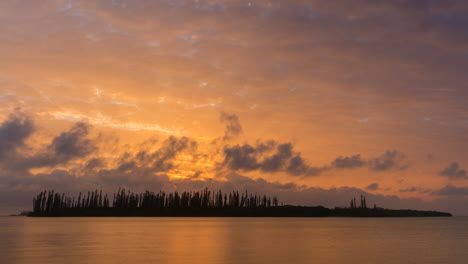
top-left (27, 189), bottom-right (452, 217)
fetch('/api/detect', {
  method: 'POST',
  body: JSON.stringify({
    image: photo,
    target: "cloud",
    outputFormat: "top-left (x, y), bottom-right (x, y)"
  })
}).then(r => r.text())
top-left (439, 162), bottom-right (467, 179)
top-left (83, 158), bottom-right (106, 172)
top-left (399, 187), bottom-right (418, 193)
top-left (136, 135), bottom-right (197, 172)
top-left (399, 186), bottom-right (431, 194)
top-left (368, 150), bottom-right (409, 171)
top-left (329, 152), bottom-right (409, 172)
top-left (365, 183), bottom-right (379, 191)
top-left (222, 141), bottom-right (324, 177)
top-left (113, 137), bottom-right (197, 177)
top-left (25, 122), bottom-right (96, 168)
top-left (437, 185), bottom-right (468, 196)
top-left (0, 112), bottom-right (195, 179)
top-left (0, 113), bottom-right (99, 173)
top-left (331, 154), bottom-right (366, 169)
top-left (261, 143), bottom-right (293, 172)
top-left (51, 111), bottom-right (182, 135)
top-left (48, 122), bottom-right (95, 162)
top-left (0, 111), bottom-right (411, 183)
top-left (222, 144), bottom-right (261, 171)
top-left (0, 111), bottom-right (35, 159)
top-left (286, 155), bottom-right (322, 177)
top-left (220, 112), bottom-right (242, 140)
top-left (222, 140), bottom-right (409, 177)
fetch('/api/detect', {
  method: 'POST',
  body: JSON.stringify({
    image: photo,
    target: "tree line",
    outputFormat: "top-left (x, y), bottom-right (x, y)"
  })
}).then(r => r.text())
top-left (32, 188), bottom-right (279, 216)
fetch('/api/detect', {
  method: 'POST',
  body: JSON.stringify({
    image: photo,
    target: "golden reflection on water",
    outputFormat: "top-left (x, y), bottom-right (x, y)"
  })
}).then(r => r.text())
top-left (1, 217), bottom-right (467, 264)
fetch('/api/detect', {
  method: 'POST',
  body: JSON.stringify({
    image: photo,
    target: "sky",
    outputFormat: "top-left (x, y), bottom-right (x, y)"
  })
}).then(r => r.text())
top-left (1, 0), bottom-right (468, 215)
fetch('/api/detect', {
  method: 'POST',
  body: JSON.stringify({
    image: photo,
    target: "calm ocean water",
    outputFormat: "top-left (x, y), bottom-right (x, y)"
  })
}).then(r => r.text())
top-left (0, 217), bottom-right (467, 264)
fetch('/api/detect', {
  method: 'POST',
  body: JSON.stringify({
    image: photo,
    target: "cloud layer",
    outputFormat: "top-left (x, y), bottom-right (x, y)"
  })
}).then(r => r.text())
top-left (440, 162), bottom-right (468, 179)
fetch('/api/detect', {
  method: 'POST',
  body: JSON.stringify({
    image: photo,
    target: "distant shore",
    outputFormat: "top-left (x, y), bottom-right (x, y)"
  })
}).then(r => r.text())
top-left (27, 205), bottom-right (452, 217)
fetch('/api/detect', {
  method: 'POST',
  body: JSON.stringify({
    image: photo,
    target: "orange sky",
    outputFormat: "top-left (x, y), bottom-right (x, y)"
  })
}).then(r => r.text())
top-left (0, 0), bottom-right (467, 215)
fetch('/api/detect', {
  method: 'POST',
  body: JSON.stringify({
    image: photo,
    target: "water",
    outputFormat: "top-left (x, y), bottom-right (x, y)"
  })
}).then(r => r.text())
top-left (0, 217), bottom-right (467, 264)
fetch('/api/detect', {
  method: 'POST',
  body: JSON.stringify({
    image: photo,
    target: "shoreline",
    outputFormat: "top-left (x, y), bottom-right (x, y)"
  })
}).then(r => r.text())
top-left (27, 205), bottom-right (452, 217)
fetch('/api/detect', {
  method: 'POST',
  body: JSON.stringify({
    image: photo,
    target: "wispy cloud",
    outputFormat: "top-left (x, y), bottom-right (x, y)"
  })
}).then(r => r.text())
top-left (50, 111), bottom-right (182, 135)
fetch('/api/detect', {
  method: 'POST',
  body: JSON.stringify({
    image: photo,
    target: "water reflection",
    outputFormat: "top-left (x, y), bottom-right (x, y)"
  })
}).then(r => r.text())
top-left (0, 217), bottom-right (467, 264)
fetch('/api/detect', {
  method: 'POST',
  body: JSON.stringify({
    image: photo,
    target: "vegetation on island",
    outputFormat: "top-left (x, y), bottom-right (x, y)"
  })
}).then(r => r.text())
top-left (27, 189), bottom-right (452, 217)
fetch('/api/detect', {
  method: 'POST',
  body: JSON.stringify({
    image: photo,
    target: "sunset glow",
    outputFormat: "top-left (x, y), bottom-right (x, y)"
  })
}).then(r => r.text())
top-left (1, 0), bottom-right (468, 215)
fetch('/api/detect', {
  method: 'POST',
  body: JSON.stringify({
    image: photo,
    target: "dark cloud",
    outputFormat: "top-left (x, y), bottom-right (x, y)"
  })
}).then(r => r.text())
top-left (222, 142), bottom-right (324, 177)
top-left (216, 109), bottom-right (408, 177)
top-left (399, 187), bottom-right (418, 193)
top-left (286, 155), bottom-right (308, 176)
top-left (220, 112), bottom-right (242, 141)
top-left (190, 171), bottom-right (203, 179)
top-left (118, 136), bottom-right (197, 173)
top-left (48, 122), bottom-right (95, 162)
top-left (254, 140), bottom-right (277, 153)
top-left (83, 158), bottom-right (106, 172)
top-left (222, 144), bottom-right (261, 171)
top-left (149, 136), bottom-right (197, 172)
top-left (330, 152), bottom-right (409, 172)
top-left (286, 155), bottom-right (322, 177)
top-left (437, 184), bottom-right (468, 196)
top-left (0, 111), bottom-right (35, 159)
top-left (331, 154), bottom-right (366, 169)
top-left (0, 111), bottom-right (196, 180)
top-left (368, 150), bottom-right (409, 171)
top-left (222, 142), bottom-right (409, 177)
top-left (25, 122), bottom-right (96, 168)
top-left (261, 143), bottom-right (293, 172)
top-left (365, 183), bottom-right (379, 191)
top-left (0, 117), bottom-right (199, 178)
top-left (399, 187), bottom-right (432, 194)
top-left (0, 113), bottom-right (99, 172)
top-left (117, 160), bottom-right (138, 173)
top-left (439, 162), bottom-right (467, 179)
